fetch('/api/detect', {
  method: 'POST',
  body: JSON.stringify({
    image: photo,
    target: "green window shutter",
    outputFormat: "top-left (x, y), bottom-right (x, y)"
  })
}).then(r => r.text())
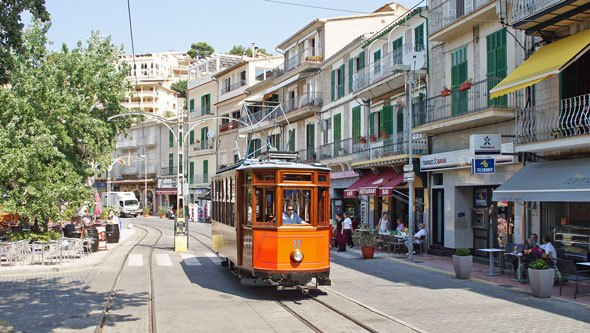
top-left (392, 37), bottom-right (403, 64)
top-left (331, 70), bottom-right (335, 101)
top-left (396, 110), bottom-right (404, 133)
top-left (179, 131), bottom-right (182, 147)
top-left (288, 129), bottom-right (295, 151)
top-left (189, 99), bottom-right (194, 112)
top-left (381, 106), bottom-right (393, 135)
top-left (189, 130), bottom-right (194, 145)
top-left (206, 94), bottom-right (211, 114)
top-left (179, 154), bottom-right (183, 174)
top-left (203, 160), bottom-right (208, 183)
top-left (348, 58), bottom-right (354, 93)
top-left (169, 130), bottom-right (174, 148)
top-left (168, 153), bottom-right (173, 175)
top-left (374, 50), bottom-right (381, 73)
top-left (333, 114), bottom-right (341, 142)
top-left (339, 64), bottom-right (345, 97)
top-left (200, 95), bottom-right (205, 115)
top-left (189, 161), bottom-right (194, 184)
top-left (415, 24), bottom-right (424, 51)
top-left (359, 51), bottom-right (365, 69)
top-left (370, 113), bottom-right (375, 136)
top-left (486, 33), bottom-right (496, 78)
top-left (306, 124), bottom-right (315, 152)
top-left (352, 106), bottom-right (361, 141)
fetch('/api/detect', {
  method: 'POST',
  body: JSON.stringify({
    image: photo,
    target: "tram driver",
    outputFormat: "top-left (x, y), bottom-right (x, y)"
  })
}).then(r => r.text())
top-left (283, 203), bottom-right (304, 224)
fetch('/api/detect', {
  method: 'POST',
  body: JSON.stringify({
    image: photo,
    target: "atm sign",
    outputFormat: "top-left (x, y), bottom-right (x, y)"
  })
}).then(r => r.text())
top-left (472, 158), bottom-right (495, 174)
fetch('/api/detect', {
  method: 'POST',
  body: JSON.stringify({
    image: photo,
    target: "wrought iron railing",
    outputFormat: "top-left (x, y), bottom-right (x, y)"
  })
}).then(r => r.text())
top-left (319, 133), bottom-right (427, 161)
top-left (285, 47), bottom-right (322, 72)
top-left (221, 80), bottom-right (247, 94)
top-left (517, 93), bottom-right (590, 144)
top-left (430, 0), bottom-right (494, 33)
top-left (219, 120), bottom-right (239, 132)
top-left (192, 138), bottom-right (213, 151)
top-left (284, 92), bottom-right (323, 113)
top-left (413, 77), bottom-right (521, 127)
top-left (509, 0), bottom-right (562, 24)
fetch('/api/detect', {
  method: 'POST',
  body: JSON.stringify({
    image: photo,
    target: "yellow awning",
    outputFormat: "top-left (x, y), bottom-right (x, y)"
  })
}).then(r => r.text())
top-left (490, 30), bottom-right (590, 99)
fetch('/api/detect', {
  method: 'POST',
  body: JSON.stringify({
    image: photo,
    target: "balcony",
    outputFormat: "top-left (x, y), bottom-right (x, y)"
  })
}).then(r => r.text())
top-left (429, 0), bottom-right (497, 41)
top-left (139, 135), bottom-right (158, 147)
top-left (190, 173), bottom-right (213, 185)
top-left (284, 92), bottom-right (323, 114)
top-left (509, 0), bottom-right (590, 35)
top-left (116, 136), bottom-right (138, 149)
top-left (353, 44), bottom-right (426, 98)
top-left (193, 138), bottom-right (214, 152)
top-left (285, 47), bottom-right (322, 73)
top-left (516, 93), bottom-right (590, 152)
top-left (219, 120), bottom-right (239, 133)
top-left (319, 133), bottom-right (427, 162)
top-left (413, 77), bottom-right (520, 135)
top-left (221, 80), bottom-right (247, 94)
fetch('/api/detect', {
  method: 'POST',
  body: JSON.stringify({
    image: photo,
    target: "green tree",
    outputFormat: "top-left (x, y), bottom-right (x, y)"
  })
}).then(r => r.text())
top-left (0, 22), bottom-right (133, 223)
top-left (187, 42), bottom-right (214, 59)
top-left (228, 45), bottom-right (271, 57)
top-left (0, 0), bottom-right (50, 84)
top-left (171, 80), bottom-right (187, 98)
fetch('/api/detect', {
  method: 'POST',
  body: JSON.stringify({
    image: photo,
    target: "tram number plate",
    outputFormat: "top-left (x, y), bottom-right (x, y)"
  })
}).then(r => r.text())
top-left (293, 239), bottom-right (302, 247)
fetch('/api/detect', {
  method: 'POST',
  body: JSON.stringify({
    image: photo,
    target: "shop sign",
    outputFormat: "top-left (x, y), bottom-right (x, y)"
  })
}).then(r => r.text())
top-left (420, 143), bottom-right (514, 172)
top-left (472, 158), bottom-right (495, 174)
top-left (159, 178), bottom-right (177, 188)
top-left (93, 181), bottom-right (107, 188)
top-left (470, 134), bottom-right (501, 156)
top-left (403, 171), bottom-right (415, 182)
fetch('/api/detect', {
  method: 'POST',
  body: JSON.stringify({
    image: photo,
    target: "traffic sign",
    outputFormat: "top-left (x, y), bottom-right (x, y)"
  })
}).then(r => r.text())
top-left (403, 171), bottom-right (415, 182)
top-left (403, 164), bottom-right (413, 172)
top-left (472, 158), bottom-right (495, 174)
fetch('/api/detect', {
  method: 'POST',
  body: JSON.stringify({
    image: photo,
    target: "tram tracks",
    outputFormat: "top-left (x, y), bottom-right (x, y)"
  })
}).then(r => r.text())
top-left (95, 224), bottom-right (162, 333)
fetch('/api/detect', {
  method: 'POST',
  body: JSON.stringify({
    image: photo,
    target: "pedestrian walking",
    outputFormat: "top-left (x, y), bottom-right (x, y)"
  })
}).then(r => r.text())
top-left (343, 211), bottom-right (354, 248)
top-left (335, 213), bottom-right (347, 252)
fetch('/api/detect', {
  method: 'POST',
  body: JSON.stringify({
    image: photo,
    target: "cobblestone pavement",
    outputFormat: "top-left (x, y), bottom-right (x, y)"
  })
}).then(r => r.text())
top-left (329, 250), bottom-right (590, 333)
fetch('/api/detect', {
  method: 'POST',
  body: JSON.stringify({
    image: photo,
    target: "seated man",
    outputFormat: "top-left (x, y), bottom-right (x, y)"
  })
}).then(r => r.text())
top-left (404, 223), bottom-right (426, 248)
top-left (282, 204), bottom-right (303, 225)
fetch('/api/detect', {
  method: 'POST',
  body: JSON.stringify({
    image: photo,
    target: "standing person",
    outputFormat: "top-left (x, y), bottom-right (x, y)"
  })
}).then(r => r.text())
top-left (379, 212), bottom-right (389, 234)
top-left (334, 213), bottom-right (346, 252)
top-left (395, 218), bottom-right (405, 232)
top-left (343, 212), bottom-right (354, 248)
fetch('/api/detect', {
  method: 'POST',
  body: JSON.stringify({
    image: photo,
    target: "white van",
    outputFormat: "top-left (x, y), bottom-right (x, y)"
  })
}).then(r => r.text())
top-left (102, 192), bottom-right (141, 217)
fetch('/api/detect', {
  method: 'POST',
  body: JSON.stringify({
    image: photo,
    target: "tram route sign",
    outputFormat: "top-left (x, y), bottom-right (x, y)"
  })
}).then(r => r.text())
top-left (472, 158), bottom-right (495, 174)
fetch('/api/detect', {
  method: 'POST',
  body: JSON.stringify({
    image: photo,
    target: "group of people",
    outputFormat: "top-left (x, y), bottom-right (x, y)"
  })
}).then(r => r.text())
top-left (333, 212), bottom-right (354, 252)
top-left (378, 212), bottom-right (406, 234)
top-left (512, 233), bottom-right (558, 276)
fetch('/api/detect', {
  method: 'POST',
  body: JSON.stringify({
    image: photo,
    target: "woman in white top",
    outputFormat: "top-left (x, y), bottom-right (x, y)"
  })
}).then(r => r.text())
top-left (379, 212), bottom-right (389, 234)
top-left (342, 212), bottom-right (354, 248)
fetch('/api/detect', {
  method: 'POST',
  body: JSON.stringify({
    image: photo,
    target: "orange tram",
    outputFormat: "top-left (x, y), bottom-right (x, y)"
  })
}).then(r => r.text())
top-left (211, 152), bottom-right (332, 288)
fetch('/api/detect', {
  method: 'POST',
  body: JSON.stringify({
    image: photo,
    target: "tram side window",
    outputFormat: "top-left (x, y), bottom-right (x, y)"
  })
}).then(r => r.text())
top-left (318, 187), bottom-right (329, 225)
top-left (282, 189), bottom-right (312, 225)
top-left (245, 187), bottom-right (253, 225)
top-left (255, 187), bottom-right (276, 223)
top-left (230, 177), bottom-right (235, 227)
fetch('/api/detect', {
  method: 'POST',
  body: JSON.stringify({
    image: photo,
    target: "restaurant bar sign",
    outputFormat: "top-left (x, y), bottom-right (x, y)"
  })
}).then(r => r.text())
top-left (470, 134), bottom-right (501, 156)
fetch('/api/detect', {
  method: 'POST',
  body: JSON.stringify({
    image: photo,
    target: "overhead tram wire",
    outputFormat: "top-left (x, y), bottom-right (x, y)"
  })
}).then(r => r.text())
top-left (263, 0), bottom-right (367, 14)
top-left (127, 0), bottom-right (139, 88)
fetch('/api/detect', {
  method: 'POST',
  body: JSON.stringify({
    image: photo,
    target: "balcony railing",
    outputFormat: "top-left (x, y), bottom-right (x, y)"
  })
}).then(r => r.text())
top-left (284, 92), bottom-right (323, 113)
top-left (517, 93), bottom-right (590, 144)
top-left (219, 120), bottom-right (239, 133)
top-left (191, 173), bottom-right (213, 184)
top-left (193, 138), bottom-right (214, 151)
top-left (430, 0), bottom-right (494, 34)
top-left (413, 77), bottom-right (520, 127)
top-left (509, 0), bottom-right (562, 25)
top-left (285, 47), bottom-right (322, 72)
top-left (319, 133), bottom-right (427, 161)
top-left (221, 80), bottom-right (247, 94)
top-left (353, 44), bottom-right (425, 91)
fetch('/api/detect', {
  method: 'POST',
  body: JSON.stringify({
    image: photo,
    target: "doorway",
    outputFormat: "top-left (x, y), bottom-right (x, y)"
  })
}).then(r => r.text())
top-left (432, 189), bottom-right (444, 245)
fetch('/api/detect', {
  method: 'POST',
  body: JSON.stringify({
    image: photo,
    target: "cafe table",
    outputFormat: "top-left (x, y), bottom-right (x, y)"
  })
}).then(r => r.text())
top-left (477, 248), bottom-right (505, 276)
top-left (576, 262), bottom-right (590, 295)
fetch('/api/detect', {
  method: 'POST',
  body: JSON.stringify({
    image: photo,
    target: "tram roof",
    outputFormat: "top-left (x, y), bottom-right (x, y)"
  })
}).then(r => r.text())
top-left (236, 159), bottom-right (330, 172)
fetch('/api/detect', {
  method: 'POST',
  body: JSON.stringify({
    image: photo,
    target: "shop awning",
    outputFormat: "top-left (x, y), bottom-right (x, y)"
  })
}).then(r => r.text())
top-left (156, 188), bottom-right (177, 195)
top-left (343, 172), bottom-right (380, 198)
top-left (492, 158), bottom-right (590, 202)
top-left (490, 30), bottom-right (590, 99)
top-left (359, 168), bottom-right (398, 196)
top-left (379, 171), bottom-right (404, 196)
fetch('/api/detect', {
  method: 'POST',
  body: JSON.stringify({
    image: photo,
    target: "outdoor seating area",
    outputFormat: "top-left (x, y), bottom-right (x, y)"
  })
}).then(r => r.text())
top-left (376, 230), bottom-right (425, 254)
top-left (0, 237), bottom-right (95, 266)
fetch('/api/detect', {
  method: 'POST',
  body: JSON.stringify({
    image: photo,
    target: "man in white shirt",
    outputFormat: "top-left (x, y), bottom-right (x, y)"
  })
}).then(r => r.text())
top-left (283, 204), bottom-right (303, 224)
top-left (540, 235), bottom-right (557, 262)
top-left (405, 223), bottom-right (427, 248)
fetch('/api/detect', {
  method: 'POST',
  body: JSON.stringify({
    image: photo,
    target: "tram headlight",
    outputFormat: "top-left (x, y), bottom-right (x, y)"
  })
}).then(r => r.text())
top-left (290, 249), bottom-right (304, 262)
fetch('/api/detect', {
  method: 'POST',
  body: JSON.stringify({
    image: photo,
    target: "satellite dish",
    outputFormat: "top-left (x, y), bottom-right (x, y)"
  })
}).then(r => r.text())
top-left (403, 51), bottom-right (425, 71)
top-left (207, 130), bottom-right (215, 138)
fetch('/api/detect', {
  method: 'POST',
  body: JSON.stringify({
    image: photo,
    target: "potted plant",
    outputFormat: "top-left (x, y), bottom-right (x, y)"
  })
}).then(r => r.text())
top-left (528, 259), bottom-right (555, 298)
top-left (370, 134), bottom-right (377, 142)
top-left (459, 79), bottom-right (472, 91)
top-left (379, 131), bottom-right (389, 139)
top-left (158, 206), bottom-right (167, 219)
top-left (142, 205), bottom-right (151, 217)
top-left (358, 136), bottom-right (367, 144)
top-left (353, 226), bottom-right (377, 259)
top-left (441, 86), bottom-right (452, 96)
top-left (453, 248), bottom-right (473, 279)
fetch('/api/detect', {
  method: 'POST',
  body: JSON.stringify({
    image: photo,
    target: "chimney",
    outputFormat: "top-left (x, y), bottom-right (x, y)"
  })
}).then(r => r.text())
top-left (252, 42), bottom-right (256, 58)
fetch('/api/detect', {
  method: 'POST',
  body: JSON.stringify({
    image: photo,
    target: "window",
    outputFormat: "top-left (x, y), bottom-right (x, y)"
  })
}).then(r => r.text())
top-left (255, 187), bottom-right (276, 223)
top-left (178, 154), bottom-right (183, 174)
top-left (352, 106), bottom-right (361, 143)
top-left (374, 49), bottom-right (381, 74)
top-left (268, 134), bottom-right (280, 150)
top-left (255, 68), bottom-right (272, 81)
top-left (392, 37), bottom-right (403, 65)
top-left (201, 94), bottom-right (211, 115)
top-left (318, 187), bottom-right (329, 226)
top-left (201, 127), bottom-right (208, 149)
top-left (203, 160), bottom-right (208, 183)
top-left (487, 29), bottom-right (507, 107)
top-left (331, 64), bottom-right (345, 101)
top-left (189, 130), bottom-right (194, 145)
top-left (189, 161), bottom-right (194, 184)
top-left (380, 105), bottom-right (393, 135)
top-left (169, 130), bottom-right (174, 148)
top-left (245, 187), bottom-right (253, 225)
top-left (281, 189), bottom-right (312, 225)
top-left (348, 58), bottom-right (354, 93)
top-left (283, 174), bottom-right (312, 182)
top-left (189, 99), bottom-right (195, 112)
top-left (415, 24), bottom-right (424, 51)
top-left (451, 46), bottom-right (468, 116)
top-left (288, 129), bottom-right (295, 151)
top-left (179, 131), bottom-right (183, 147)
top-left (240, 70), bottom-right (246, 84)
top-left (224, 77), bottom-right (231, 93)
top-left (256, 173), bottom-right (276, 182)
top-left (333, 113), bottom-right (341, 156)
top-left (168, 153), bottom-right (173, 175)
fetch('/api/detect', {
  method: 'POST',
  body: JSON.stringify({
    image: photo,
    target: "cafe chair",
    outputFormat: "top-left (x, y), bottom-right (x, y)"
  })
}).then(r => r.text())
top-left (414, 236), bottom-right (426, 254)
top-left (557, 259), bottom-right (590, 299)
top-left (501, 243), bottom-right (515, 274)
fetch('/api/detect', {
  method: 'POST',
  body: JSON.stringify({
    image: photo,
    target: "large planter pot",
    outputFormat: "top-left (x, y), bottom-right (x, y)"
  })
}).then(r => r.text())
top-left (453, 255), bottom-right (473, 279)
top-left (528, 268), bottom-right (555, 298)
top-left (143, 213), bottom-right (150, 217)
top-left (159, 214), bottom-right (165, 219)
top-left (361, 246), bottom-right (375, 259)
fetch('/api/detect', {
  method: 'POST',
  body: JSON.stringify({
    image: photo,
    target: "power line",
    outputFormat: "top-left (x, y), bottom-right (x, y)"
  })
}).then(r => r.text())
top-left (263, 0), bottom-right (368, 14)
top-left (127, 0), bottom-right (139, 88)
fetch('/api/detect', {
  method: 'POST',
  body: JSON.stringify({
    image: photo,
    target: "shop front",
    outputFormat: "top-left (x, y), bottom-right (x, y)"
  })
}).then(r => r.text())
top-left (493, 157), bottom-right (590, 261)
top-left (156, 178), bottom-right (178, 212)
top-left (420, 143), bottom-right (522, 252)
top-left (330, 170), bottom-right (359, 222)
top-left (108, 179), bottom-right (157, 213)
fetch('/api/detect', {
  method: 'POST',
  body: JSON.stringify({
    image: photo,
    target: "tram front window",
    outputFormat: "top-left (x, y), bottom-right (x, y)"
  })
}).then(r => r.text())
top-left (282, 189), bottom-right (311, 225)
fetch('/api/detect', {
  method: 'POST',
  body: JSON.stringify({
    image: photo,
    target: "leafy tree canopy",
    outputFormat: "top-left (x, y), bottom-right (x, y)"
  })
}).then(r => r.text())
top-left (170, 80), bottom-right (187, 98)
top-left (228, 45), bottom-right (271, 57)
top-left (0, 0), bottom-right (50, 84)
top-left (187, 42), bottom-right (214, 59)
top-left (0, 22), bottom-right (133, 222)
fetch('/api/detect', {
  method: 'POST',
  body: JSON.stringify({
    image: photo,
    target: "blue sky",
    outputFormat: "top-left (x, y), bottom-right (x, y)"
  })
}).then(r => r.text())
top-left (41, 0), bottom-right (421, 55)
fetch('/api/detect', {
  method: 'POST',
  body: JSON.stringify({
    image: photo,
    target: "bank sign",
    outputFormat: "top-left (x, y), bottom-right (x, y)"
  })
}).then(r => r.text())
top-left (472, 158), bottom-right (495, 174)
top-left (470, 134), bottom-right (501, 156)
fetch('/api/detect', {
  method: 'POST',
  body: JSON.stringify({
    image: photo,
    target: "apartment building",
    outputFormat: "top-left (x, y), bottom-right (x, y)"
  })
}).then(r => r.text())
top-left (491, 0), bottom-right (590, 259)
top-left (417, 0), bottom-right (526, 253)
top-left (186, 54), bottom-right (243, 205)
